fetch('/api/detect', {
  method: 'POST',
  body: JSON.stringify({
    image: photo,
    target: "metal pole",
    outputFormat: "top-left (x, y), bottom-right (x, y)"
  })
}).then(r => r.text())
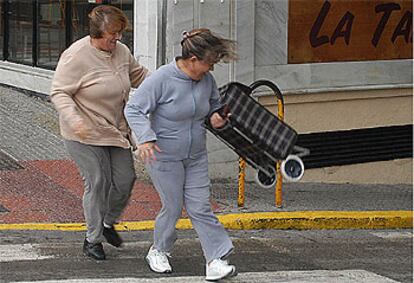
top-left (238, 157), bottom-right (246, 207)
top-left (275, 98), bottom-right (285, 207)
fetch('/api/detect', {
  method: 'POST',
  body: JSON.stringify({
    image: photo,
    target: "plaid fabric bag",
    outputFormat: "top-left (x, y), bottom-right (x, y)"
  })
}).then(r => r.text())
top-left (208, 82), bottom-right (297, 164)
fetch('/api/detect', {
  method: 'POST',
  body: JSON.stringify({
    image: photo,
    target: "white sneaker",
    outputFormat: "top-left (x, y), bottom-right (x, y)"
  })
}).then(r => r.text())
top-left (145, 245), bottom-right (172, 273)
top-left (205, 258), bottom-right (237, 281)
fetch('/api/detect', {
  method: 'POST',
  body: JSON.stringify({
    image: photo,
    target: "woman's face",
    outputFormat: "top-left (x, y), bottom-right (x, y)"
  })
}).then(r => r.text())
top-left (189, 57), bottom-right (216, 81)
top-left (95, 29), bottom-right (123, 52)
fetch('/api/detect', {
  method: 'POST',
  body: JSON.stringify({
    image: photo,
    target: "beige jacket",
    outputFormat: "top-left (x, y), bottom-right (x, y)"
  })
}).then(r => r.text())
top-left (50, 36), bottom-right (148, 148)
top-left (50, 36), bottom-right (148, 149)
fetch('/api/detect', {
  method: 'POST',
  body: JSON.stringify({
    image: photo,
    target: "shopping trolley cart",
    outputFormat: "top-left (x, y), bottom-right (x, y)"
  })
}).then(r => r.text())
top-left (206, 80), bottom-right (309, 188)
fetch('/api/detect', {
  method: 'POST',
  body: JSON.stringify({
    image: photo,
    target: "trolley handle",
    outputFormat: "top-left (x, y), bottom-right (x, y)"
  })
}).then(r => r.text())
top-left (207, 105), bottom-right (232, 132)
top-left (249, 80), bottom-right (284, 102)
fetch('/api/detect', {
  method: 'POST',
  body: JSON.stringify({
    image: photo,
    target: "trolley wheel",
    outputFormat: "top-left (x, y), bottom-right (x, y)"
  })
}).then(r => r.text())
top-left (255, 166), bottom-right (276, 189)
top-left (281, 155), bottom-right (305, 182)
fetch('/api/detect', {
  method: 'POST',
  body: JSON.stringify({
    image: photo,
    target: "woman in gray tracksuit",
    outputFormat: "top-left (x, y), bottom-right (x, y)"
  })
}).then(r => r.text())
top-left (124, 28), bottom-right (238, 281)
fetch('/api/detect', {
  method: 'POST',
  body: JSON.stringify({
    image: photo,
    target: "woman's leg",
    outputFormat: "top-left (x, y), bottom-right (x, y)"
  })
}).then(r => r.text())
top-left (183, 155), bottom-right (234, 263)
top-left (146, 160), bottom-right (185, 252)
top-left (104, 146), bottom-right (136, 226)
top-left (64, 140), bottom-right (111, 244)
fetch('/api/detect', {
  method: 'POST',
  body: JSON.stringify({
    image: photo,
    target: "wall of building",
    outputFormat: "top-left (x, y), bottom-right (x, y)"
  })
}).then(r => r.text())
top-left (260, 87), bottom-right (413, 184)
top-left (0, 62), bottom-right (53, 95)
top-left (254, 0), bottom-right (412, 184)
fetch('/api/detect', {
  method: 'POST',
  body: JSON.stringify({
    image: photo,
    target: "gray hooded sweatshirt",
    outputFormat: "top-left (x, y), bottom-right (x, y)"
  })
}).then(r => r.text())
top-left (124, 58), bottom-right (222, 161)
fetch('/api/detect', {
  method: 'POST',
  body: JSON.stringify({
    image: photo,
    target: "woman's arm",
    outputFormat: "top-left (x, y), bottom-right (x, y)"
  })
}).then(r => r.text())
top-left (124, 74), bottom-right (163, 145)
top-left (208, 76), bottom-right (229, 129)
top-left (208, 77), bottom-right (223, 116)
top-left (50, 53), bottom-right (88, 138)
top-left (124, 76), bottom-right (164, 163)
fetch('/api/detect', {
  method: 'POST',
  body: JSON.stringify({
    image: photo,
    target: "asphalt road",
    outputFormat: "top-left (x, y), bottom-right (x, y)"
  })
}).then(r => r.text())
top-left (0, 229), bottom-right (412, 283)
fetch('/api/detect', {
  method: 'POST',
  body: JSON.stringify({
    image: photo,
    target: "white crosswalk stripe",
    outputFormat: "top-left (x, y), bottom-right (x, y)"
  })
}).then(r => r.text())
top-left (12, 270), bottom-right (399, 283)
top-left (0, 244), bottom-right (53, 262)
top-left (370, 230), bottom-right (413, 239)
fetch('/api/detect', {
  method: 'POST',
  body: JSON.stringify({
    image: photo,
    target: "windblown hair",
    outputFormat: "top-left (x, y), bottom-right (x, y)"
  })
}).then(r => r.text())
top-left (89, 5), bottom-right (129, 38)
top-left (181, 28), bottom-right (238, 64)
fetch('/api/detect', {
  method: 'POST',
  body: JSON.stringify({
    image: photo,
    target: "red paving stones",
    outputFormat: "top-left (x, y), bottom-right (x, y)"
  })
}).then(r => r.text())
top-left (0, 159), bottom-right (223, 224)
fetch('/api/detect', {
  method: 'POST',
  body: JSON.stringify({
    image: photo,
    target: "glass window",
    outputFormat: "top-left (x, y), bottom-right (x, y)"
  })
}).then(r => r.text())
top-left (0, 1), bottom-right (4, 60)
top-left (72, 1), bottom-right (94, 42)
top-left (1, 0), bottom-right (134, 68)
top-left (37, 1), bottom-right (66, 68)
top-left (8, 0), bottom-right (33, 64)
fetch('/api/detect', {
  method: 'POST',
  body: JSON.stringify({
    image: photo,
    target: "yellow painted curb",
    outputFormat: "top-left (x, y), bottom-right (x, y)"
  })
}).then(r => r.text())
top-left (0, 211), bottom-right (412, 231)
top-left (216, 211), bottom-right (413, 230)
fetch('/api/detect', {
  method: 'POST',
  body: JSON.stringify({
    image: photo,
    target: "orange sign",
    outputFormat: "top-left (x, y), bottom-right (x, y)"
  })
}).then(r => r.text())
top-left (288, 0), bottom-right (413, 63)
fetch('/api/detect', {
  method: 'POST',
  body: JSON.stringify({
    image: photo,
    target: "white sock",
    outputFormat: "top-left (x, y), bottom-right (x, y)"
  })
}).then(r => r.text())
top-left (103, 222), bottom-right (112, 228)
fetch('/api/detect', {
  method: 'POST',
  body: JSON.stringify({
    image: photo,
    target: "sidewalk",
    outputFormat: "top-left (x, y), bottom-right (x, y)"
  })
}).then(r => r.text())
top-left (0, 86), bottom-right (412, 231)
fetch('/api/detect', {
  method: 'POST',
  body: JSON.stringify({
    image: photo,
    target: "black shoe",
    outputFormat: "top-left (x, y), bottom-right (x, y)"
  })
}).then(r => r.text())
top-left (103, 226), bottom-right (123, 247)
top-left (83, 239), bottom-right (106, 260)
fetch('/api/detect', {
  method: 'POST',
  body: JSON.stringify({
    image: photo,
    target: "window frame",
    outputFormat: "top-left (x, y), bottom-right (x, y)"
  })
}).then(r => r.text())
top-left (0, 0), bottom-right (134, 70)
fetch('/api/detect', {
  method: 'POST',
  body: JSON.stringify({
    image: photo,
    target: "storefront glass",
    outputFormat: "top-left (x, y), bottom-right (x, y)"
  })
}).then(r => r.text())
top-left (0, 0), bottom-right (4, 60)
top-left (37, 0), bottom-right (66, 68)
top-left (1, 0), bottom-right (134, 69)
top-left (8, 0), bottom-right (33, 65)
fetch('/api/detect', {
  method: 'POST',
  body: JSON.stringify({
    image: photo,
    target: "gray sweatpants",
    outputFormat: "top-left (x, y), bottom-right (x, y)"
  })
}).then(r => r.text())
top-left (65, 140), bottom-right (136, 244)
top-left (146, 154), bottom-right (233, 263)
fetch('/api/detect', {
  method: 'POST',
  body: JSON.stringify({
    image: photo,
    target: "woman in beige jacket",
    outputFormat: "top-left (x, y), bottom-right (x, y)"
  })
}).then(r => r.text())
top-left (50, 5), bottom-right (148, 260)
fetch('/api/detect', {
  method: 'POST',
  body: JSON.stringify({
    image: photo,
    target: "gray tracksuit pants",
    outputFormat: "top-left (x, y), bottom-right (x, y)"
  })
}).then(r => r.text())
top-left (146, 154), bottom-right (233, 263)
top-left (65, 140), bottom-right (136, 244)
